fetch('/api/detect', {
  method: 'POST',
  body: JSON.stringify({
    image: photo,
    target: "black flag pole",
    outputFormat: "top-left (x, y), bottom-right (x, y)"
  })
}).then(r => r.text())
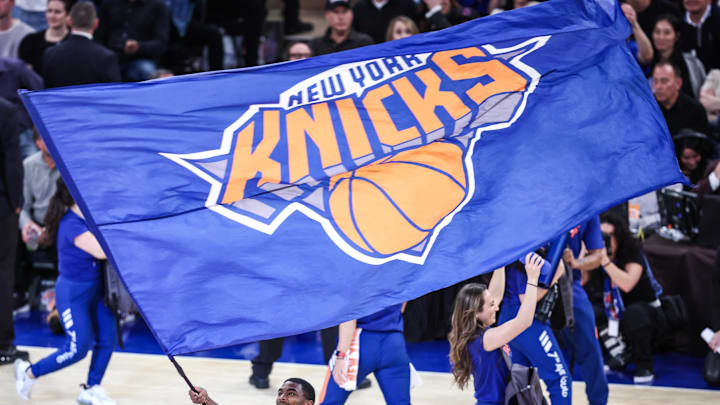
top-left (169, 355), bottom-right (206, 405)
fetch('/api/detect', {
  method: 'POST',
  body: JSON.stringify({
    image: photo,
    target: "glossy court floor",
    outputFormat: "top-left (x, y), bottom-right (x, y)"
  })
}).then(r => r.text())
top-left (1, 310), bottom-right (719, 404)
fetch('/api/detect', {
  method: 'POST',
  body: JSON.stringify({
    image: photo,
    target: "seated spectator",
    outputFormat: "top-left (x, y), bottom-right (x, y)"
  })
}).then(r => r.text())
top-left (285, 40), bottom-right (313, 61)
top-left (309, 0), bottom-right (373, 57)
top-left (700, 69), bottom-right (720, 129)
top-left (0, 0), bottom-right (35, 59)
top-left (352, 0), bottom-right (417, 44)
top-left (652, 61), bottom-right (710, 135)
top-left (422, 0), bottom-right (479, 31)
top-left (11, 0), bottom-right (47, 31)
top-left (20, 128), bottom-right (59, 249)
top-left (42, 1), bottom-right (121, 88)
top-left (626, 0), bottom-right (681, 40)
top-left (649, 14), bottom-right (705, 98)
top-left (0, 56), bottom-right (42, 158)
top-left (15, 128), bottom-right (59, 304)
top-left (673, 130), bottom-right (715, 186)
top-left (385, 15), bottom-right (418, 41)
top-left (621, 3), bottom-right (654, 67)
top-left (95, 0), bottom-right (170, 81)
top-left (590, 214), bottom-right (663, 384)
top-left (165, 0), bottom-right (223, 72)
top-left (680, 0), bottom-right (720, 71)
top-left (189, 378), bottom-right (315, 405)
top-left (18, 0), bottom-right (69, 73)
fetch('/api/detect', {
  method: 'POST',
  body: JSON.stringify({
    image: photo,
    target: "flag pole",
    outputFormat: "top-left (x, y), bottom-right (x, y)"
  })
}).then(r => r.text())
top-left (168, 355), bottom-right (206, 405)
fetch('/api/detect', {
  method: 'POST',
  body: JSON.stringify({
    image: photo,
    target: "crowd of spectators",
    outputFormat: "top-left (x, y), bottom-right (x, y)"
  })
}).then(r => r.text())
top-left (2, 0), bottom-right (720, 388)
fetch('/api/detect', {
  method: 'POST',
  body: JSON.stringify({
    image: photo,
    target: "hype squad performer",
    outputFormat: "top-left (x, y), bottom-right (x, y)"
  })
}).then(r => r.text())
top-left (15, 177), bottom-right (117, 405)
top-left (560, 215), bottom-right (609, 404)
top-left (498, 249), bottom-right (571, 405)
top-left (320, 303), bottom-right (409, 404)
top-left (449, 254), bottom-right (543, 405)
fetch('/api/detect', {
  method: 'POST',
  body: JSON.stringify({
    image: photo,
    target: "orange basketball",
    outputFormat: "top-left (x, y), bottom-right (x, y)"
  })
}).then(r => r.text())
top-left (328, 141), bottom-right (467, 256)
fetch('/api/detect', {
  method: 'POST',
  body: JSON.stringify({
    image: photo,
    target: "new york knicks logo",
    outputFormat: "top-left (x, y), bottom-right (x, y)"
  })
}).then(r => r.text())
top-left (161, 36), bottom-right (549, 265)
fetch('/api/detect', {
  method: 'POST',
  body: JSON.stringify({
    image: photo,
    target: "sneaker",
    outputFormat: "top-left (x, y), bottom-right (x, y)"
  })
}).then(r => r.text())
top-left (249, 374), bottom-right (269, 389)
top-left (633, 368), bottom-right (655, 385)
top-left (77, 384), bottom-right (117, 405)
top-left (1, 345), bottom-right (29, 364)
top-left (14, 359), bottom-right (35, 400)
top-left (357, 377), bottom-right (372, 390)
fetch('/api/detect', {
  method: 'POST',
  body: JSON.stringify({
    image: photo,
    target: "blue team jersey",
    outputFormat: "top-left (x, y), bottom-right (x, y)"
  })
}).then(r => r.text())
top-left (357, 304), bottom-right (404, 332)
top-left (567, 216), bottom-right (604, 286)
top-left (470, 332), bottom-right (509, 405)
top-left (57, 210), bottom-right (102, 282)
top-left (503, 264), bottom-right (527, 307)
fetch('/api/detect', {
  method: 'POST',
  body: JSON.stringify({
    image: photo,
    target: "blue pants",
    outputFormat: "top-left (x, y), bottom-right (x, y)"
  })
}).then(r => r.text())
top-left (499, 305), bottom-right (571, 405)
top-left (121, 59), bottom-right (158, 82)
top-left (560, 288), bottom-right (608, 405)
top-left (321, 331), bottom-right (410, 405)
top-left (31, 276), bottom-right (117, 386)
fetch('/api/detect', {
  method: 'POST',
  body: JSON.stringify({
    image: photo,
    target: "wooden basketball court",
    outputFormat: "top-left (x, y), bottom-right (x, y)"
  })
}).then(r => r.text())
top-left (1, 346), bottom-right (718, 404)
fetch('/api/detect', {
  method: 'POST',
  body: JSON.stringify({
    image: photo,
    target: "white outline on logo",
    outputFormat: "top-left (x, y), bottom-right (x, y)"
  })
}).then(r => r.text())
top-left (160, 36), bottom-right (550, 266)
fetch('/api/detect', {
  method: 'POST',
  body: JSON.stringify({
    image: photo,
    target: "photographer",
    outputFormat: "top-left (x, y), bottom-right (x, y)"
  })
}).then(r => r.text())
top-left (591, 214), bottom-right (663, 384)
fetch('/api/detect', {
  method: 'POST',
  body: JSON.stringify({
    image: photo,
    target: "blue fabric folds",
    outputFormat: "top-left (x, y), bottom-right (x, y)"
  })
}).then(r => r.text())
top-left (20, 0), bottom-right (686, 354)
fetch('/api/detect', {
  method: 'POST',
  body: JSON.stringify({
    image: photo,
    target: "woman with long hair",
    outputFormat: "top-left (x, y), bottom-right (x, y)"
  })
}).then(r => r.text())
top-left (649, 14), bottom-right (706, 98)
top-left (385, 16), bottom-right (418, 42)
top-left (449, 253), bottom-right (543, 404)
top-left (674, 132), bottom-right (714, 186)
top-left (14, 177), bottom-right (117, 405)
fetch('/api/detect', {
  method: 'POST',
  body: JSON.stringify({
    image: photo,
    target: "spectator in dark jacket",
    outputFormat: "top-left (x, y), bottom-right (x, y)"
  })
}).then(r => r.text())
top-left (309, 0), bottom-right (373, 56)
top-left (652, 61), bottom-right (710, 135)
top-left (95, 0), bottom-right (170, 81)
top-left (42, 1), bottom-right (121, 88)
top-left (0, 57), bottom-right (42, 158)
top-left (352, 0), bottom-right (417, 44)
top-left (680, 0), bottom-right (720, 71)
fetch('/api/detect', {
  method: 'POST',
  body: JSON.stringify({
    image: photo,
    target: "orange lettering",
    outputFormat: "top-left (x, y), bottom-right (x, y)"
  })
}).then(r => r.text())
top-left (222, 114), bottom-right (281, 204)
top-left (335, 98), bottom-right (373, 159)
top-left (393, 68), bottom-right (471, 134)
top-left (362, 84), bottom-right (420, 147)
top-left (286, 103), bottom-right (342, 183)
top-left (432, 47), bottom-right (527, 106)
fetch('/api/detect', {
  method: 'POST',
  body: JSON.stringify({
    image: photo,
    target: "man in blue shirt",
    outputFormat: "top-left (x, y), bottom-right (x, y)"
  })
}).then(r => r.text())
top-left (561, 215), bottom-right (609, 404)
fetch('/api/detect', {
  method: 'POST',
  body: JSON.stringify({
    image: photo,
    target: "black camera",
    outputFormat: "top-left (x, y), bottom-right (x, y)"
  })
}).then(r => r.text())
top-left (602, 232), bottom-right (612, 257)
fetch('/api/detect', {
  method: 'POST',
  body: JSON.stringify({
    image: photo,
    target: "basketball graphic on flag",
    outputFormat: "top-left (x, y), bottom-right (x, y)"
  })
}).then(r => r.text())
top-left (328, 141), bottom-right (467, 255)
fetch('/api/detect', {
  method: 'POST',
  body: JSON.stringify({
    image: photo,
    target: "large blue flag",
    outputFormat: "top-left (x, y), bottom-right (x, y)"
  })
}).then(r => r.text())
top-left (21, 0), bottom-right (685, 355)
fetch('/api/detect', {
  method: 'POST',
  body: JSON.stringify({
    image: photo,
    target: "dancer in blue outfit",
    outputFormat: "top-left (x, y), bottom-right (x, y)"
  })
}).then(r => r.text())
top-left (449, 253), bottom-right (544, 405)
top-left (561, 216), bottom-right (609, 403)
top-left (498, 251), bottom-right (572, 405)
top-left (14, 178), bottom-right (117, 405)
top-left (321, 303), bottom-right (409, 404)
